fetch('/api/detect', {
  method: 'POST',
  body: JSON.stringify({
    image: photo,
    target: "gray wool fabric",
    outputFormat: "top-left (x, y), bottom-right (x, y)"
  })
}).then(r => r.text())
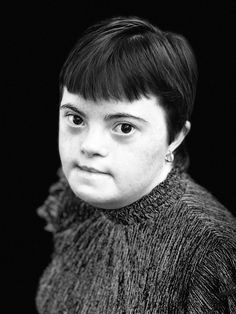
top-left (36, 166), bottom-right (236, 313)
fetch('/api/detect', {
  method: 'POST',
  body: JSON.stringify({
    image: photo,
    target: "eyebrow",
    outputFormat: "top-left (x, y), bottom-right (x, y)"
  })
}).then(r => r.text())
top-left (60, 103), bottom-right (148, 123)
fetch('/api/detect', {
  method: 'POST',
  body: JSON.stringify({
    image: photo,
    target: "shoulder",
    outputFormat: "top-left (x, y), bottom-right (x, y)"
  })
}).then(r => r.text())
top-left (178, 173), bottom-right (236, 237)
top-left (168, 173), bottom-right (236, 266)
top-left (186, 231), bottom-right (236, 313)
top-left (177, 176), bottom-right (236, 311)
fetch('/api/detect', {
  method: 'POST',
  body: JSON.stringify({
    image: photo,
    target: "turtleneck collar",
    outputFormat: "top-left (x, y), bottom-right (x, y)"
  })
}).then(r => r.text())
top-left (94, 165), bottom-right (187, 225)
top-left (37, 165), bottom-right (187, 231)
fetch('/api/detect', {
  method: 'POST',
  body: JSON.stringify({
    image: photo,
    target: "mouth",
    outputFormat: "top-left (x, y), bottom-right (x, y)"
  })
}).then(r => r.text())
top-left (77, 164), bottom-right (107, 174)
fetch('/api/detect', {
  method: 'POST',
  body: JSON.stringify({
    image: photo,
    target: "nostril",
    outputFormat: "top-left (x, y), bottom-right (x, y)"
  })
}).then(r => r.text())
top-left (80, 143), bottom-right (108, 158)
top-left (81, 150), bottom-right (98, 158)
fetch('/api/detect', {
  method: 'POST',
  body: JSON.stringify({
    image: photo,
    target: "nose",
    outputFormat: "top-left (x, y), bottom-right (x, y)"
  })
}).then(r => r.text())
top-left (80, 127), bottom-right (108, 158)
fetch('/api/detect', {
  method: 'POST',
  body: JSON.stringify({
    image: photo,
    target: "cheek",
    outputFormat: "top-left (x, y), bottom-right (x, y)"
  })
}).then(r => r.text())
top-left (115, 138), bottom-right (167, 179)
top-left (58, 131), bottom-right (73, 163)
top-left (137, 143), bottom-right (166, 172)
top-left (58, 131), bottom-right (66, 157)
top-left (136, 132), bottom-right (168, 165)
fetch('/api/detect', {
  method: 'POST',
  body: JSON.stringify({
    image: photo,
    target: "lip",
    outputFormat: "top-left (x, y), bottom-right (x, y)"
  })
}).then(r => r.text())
top-left (78, 164), bottom-right (107, 174)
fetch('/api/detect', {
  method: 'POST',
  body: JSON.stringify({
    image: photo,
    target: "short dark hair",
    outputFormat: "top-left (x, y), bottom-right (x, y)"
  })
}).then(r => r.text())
top-left (59, 16), bottom-right (198, 171)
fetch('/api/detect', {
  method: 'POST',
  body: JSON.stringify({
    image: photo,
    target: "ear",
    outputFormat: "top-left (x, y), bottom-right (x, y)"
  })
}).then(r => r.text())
top-left (168, 121), bottom-right (191, 153)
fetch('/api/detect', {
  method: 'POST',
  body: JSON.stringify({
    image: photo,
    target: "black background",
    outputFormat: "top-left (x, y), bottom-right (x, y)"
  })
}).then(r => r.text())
top-left (6, 1), bottom-right (235, 313)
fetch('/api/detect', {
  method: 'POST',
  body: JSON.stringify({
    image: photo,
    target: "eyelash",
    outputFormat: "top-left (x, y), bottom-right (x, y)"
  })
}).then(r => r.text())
top-left (64, 113), bottom-right (136, 135)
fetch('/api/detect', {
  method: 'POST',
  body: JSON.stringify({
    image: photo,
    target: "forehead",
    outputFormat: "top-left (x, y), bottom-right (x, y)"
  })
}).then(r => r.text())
top-left (61, 87), bottom-right (167, 123)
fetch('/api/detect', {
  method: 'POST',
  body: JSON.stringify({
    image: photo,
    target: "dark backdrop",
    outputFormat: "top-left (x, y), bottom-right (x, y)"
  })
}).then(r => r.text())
top-left (6, 1), bottom-right (235, 313)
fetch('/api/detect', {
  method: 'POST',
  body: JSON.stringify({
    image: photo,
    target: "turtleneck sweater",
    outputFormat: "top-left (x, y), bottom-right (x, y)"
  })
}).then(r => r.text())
top-left (35, 166), bottom-right (236, 313)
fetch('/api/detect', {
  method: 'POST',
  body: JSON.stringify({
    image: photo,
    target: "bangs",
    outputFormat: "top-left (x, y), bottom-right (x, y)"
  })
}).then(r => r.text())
top-left (60, 33), bottom-right (166, 102)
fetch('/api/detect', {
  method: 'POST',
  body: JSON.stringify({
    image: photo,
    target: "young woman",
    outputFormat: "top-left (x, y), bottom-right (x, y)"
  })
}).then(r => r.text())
top-left (36, 16), bottom-right (236, 313)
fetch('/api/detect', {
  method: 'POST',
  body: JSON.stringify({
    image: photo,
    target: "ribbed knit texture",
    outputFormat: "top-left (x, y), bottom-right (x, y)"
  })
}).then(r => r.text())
top-left (36, 167), bottom-right (236, 313)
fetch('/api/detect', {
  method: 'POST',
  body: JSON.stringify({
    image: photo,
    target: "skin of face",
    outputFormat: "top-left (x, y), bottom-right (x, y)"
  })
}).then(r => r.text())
top-left (59, 87), bottom-right (176, 209)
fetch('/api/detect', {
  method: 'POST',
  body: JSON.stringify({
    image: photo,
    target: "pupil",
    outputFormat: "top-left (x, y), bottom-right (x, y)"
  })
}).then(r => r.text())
top-left (73, 116), bottom-right (82, 125)
top-left (121, 124), bottom-right (132, 133)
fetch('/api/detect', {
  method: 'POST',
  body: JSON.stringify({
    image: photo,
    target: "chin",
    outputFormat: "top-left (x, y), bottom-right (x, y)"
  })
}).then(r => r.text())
top-left (70, 185), bottom-right (116, 209)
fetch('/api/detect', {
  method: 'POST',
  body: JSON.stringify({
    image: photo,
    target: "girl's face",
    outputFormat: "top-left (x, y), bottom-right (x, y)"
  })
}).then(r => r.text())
top-left (59, 87), bottom-right (172, 209)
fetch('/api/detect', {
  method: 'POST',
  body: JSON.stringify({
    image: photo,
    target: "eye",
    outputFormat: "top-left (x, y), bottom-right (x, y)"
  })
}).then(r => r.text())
top-left (114, 123), bottom-right (136, 135)
top-left (66, 114), bottom-right (84, 126)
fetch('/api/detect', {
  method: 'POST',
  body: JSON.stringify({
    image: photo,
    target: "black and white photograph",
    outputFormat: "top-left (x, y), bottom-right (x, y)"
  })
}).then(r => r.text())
top-left (7, 1), bottom-right (236, 313)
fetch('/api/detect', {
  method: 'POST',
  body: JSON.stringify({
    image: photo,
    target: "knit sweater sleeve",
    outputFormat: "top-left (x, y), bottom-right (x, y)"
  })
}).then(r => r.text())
top-left (187, 238), bottom-right (236, 313)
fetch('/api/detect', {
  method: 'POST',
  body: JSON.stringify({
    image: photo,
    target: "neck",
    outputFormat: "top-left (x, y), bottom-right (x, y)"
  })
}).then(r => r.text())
top-left (156, 162), bottom-right (173, 185)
